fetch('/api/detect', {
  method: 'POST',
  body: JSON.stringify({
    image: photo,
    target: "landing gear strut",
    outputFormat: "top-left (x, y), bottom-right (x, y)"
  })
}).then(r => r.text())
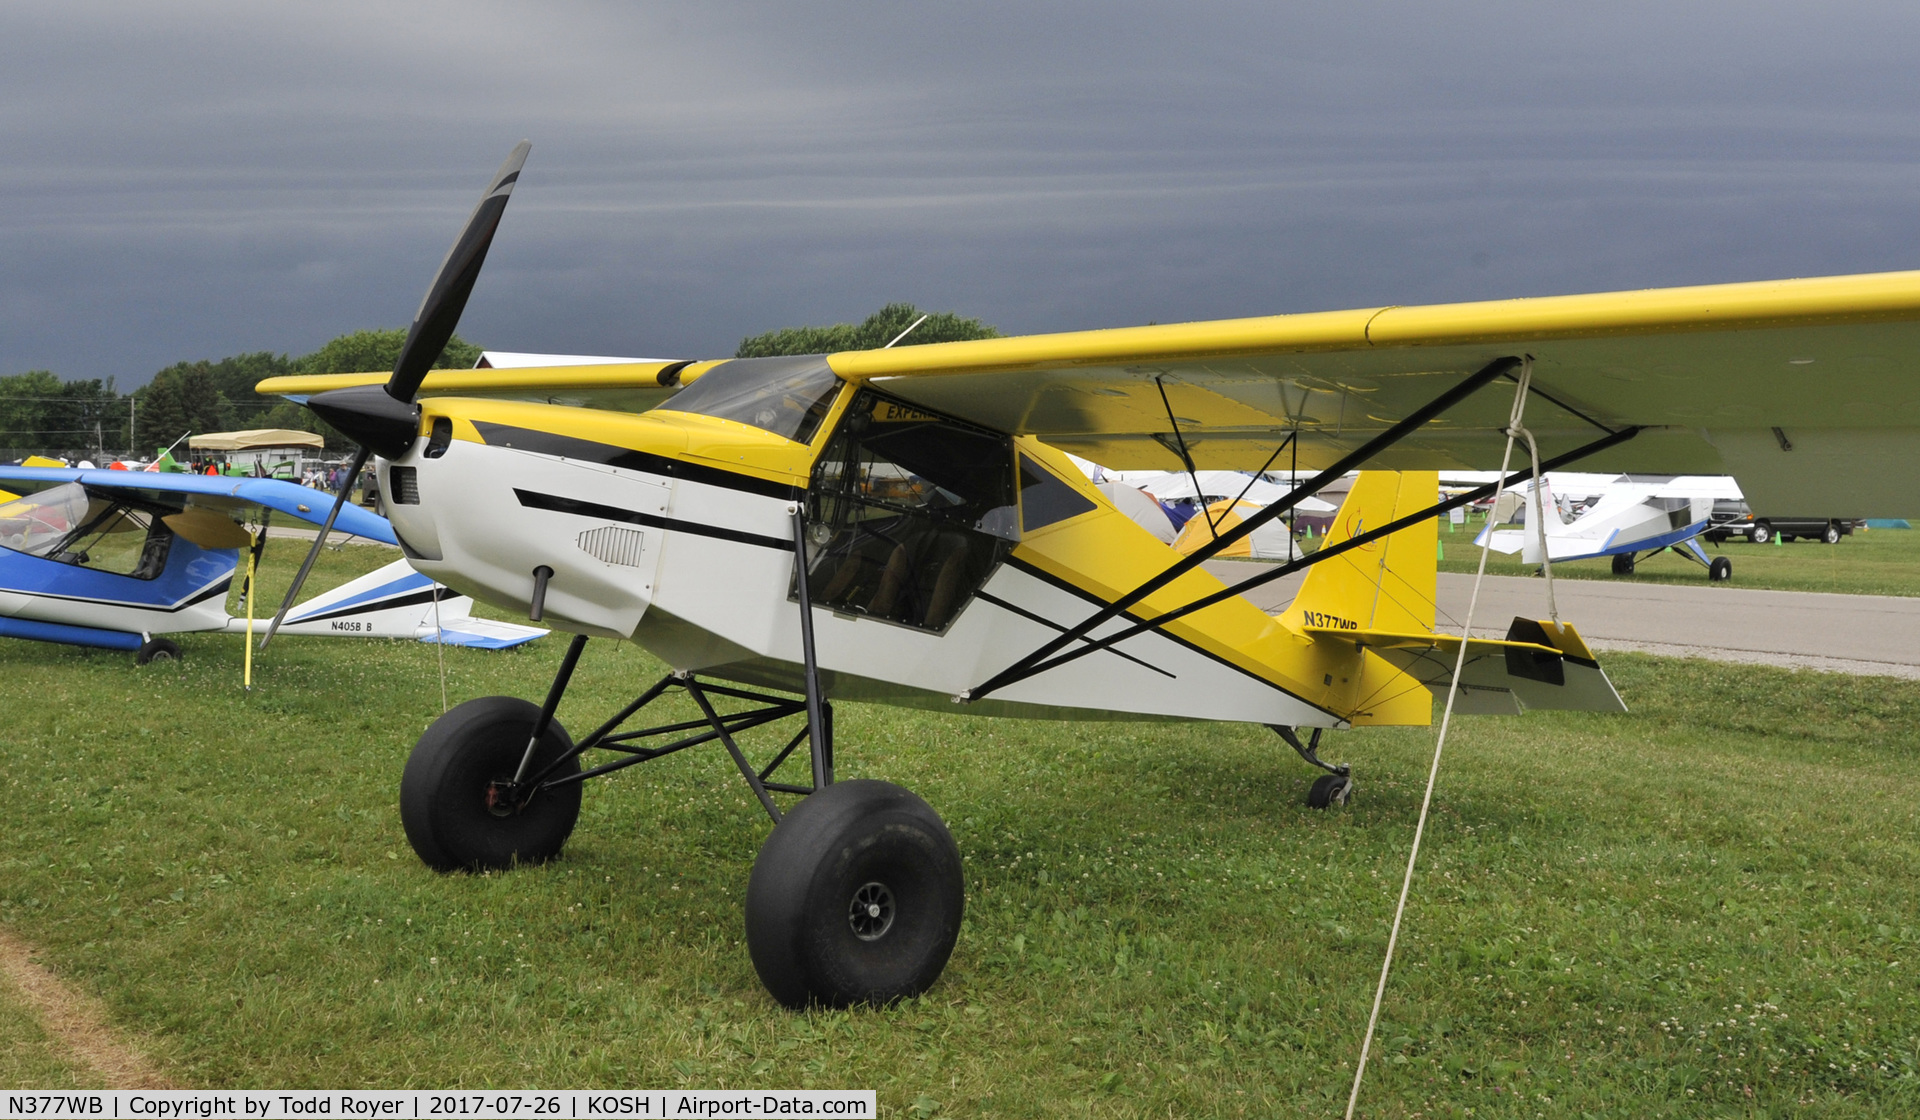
top-left (396, 508), bottom-right (964, 1008)
top-left (1271, 725), bottom-right (1353, 808)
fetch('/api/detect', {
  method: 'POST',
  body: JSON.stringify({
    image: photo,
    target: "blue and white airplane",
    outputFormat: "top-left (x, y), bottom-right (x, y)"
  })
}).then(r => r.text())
top-left (0, 466), bottom-right (545, 662)
top-left (1474, 473), bottom-right (1742, 582)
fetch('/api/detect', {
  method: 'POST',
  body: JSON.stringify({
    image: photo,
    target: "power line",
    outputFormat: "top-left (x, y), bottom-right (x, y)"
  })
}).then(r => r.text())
top-left (0, 428), bottom-right (125, 436)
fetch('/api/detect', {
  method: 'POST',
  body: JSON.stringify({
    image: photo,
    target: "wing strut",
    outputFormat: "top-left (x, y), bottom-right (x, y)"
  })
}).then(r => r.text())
top-left (963, 355), bottom-right (1523, 701)
top-left (1154, 376), bottom-right (1217, 538)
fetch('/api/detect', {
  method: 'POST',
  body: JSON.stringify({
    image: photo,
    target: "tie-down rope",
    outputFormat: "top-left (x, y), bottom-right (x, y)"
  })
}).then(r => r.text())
top-left (1345, 358), bottom-right (1538, 1118)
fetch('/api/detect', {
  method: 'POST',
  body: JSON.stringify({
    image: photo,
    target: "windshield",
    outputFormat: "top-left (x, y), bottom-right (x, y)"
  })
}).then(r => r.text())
top-left (659, 356), bottom-right (842, 444)
top-left (0, 482), bottom-right (89, 557)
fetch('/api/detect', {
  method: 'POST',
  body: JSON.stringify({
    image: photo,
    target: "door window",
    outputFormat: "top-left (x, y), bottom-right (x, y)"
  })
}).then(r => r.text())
top-left (803, 391), bottom-right (1016, 631)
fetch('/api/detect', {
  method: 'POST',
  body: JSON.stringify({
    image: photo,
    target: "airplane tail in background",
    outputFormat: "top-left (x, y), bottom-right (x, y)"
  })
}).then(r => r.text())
top-left (1279, 470), bottom-right (1438, 635)
top-left (222, 559), bottom-right (548, 649)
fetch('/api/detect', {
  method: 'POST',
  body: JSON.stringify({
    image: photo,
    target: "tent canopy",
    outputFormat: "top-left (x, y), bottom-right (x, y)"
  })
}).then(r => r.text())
top-left (1138, 470), bottom-right (1337, 512)
top-left (1096, 482), bottom-right (1178, 542)
top-left (186, 428), bottom-right (325, 452)
top-left (1171, 498), bottom-right (1301, 559)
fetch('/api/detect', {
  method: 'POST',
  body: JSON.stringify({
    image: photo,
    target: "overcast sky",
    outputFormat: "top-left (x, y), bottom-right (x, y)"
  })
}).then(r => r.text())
top-left (5, 2), bottom-right (1920, 387)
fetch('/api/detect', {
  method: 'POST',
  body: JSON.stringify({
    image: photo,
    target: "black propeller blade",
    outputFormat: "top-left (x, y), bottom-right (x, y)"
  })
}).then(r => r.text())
top-left (261, 141), bottom-right (532, 651)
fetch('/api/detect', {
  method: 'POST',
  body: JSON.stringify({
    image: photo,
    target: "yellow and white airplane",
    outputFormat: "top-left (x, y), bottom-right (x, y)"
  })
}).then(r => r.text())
top-left (259, 143), bottom-right (1920, 1009)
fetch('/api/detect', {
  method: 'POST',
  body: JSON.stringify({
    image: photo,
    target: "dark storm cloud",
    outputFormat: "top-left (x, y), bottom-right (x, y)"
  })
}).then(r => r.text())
top-left (5, 1), bottom-right (1920, 384)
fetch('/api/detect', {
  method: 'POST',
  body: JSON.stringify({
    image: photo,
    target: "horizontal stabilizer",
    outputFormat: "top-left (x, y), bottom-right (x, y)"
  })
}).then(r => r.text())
top-left (1304, 616), bottom-right (1626, 716)
top-left (225, 559), bottom-right (547, 648)
top-left (417, 616), bottom-right (548, 649)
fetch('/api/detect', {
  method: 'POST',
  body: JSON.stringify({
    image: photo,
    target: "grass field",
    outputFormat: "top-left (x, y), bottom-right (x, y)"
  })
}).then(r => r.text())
top-left (0, 543), bottom-right (1916, 1115)
top-left (1435, 519), bottom-right (1920, 597)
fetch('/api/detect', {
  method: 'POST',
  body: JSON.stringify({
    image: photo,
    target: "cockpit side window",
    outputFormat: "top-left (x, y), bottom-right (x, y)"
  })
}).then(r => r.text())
top-left (54, 502), bottom-right (172, 578)
top-left (655, 356), bottom-right (842, 444)
top-left (0, 483), bottom-right (172, 579)
top-left (1018, 453), bottom-right (1097, 533)
top-left (801, 391), bottom-right (1017, 631)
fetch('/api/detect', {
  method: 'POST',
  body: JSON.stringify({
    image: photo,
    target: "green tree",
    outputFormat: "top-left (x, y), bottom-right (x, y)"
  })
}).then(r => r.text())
top-left (0, 371), bottom-right (130, 458)
top-left (197, 352), bottom-right (299, 418)
top-left (134, 363), bottom-right (227, 454)
top-left (123, 329), bottom-right (483, 454)
top-left (43, 377), bottom-right (126, 456)
top-left (0, 371), bottom-right (64, 451)
top-left (735, 303), bottom-right (999, 358)
top-left (133, 352), bottom-right (300, 445)
top-left (297, 328), bottom-right (482, 376)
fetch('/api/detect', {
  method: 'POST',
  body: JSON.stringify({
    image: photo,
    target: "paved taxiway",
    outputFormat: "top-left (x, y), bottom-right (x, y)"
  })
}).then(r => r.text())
top-left (1206, 561), bottom-right (1920, 680)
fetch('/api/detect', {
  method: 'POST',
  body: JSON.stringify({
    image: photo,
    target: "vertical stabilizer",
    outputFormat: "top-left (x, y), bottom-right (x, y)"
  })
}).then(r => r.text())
top-left (1280, 471), bottom-right (1438, 635)
top-left (1517, 476), bottom-right (1566, 565)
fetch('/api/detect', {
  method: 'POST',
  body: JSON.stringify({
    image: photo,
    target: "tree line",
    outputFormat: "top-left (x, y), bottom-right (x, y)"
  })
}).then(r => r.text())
top-left (0, 330), bottom-right (481, 459)
top-left (0, 303), bottom-right (998, 460)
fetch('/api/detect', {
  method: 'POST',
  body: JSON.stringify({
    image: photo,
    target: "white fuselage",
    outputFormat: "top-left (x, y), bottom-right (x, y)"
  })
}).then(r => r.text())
top-left (1482, 481), bottom-right (1717, 563)
top-left (382, 437), bottom-right (1341, 727)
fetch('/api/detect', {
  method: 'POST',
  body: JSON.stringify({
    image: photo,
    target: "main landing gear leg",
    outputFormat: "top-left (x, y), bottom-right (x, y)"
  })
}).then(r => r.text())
top-left (1271, 725), bottom-right (1353, 808)
top-left (747, 505), bottom-right (963, 1009)
top-left (396, 507), bottom-right (965, 1009)
top-left (1675, 538), bottom-right (1732, 582)
top-left (399, 633), bottom-right (588, 871)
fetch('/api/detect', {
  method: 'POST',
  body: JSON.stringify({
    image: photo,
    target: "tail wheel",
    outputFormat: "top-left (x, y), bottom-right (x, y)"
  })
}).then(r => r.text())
top-left (1307, 773), bottom-right (1353, 808)
top-left (400, 696), bottom-right (582, 872)
top-left (745, 780), bottom-right (964, 1009)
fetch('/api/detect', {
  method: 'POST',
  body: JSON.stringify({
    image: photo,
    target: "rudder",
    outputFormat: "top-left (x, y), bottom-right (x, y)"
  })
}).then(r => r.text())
top-left (1280, 471), bottom-right (1438, 635)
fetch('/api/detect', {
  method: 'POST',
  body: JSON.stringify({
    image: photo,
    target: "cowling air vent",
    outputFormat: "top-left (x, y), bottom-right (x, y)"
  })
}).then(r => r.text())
top-left (577, 525), bottom-right (648, 567)
top-left (390, 466), bottom-right (420, 505)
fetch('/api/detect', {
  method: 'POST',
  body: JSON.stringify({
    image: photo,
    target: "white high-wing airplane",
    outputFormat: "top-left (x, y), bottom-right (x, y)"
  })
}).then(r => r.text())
top-left (1474, 473), bottom-right (1745, 580)
top-left (252, 142), bottom-right (1920, 1010)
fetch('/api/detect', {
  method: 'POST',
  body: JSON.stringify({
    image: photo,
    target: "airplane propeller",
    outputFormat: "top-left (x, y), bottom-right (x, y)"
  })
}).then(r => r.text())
top-left (261, 140), bottom-right (531, 650)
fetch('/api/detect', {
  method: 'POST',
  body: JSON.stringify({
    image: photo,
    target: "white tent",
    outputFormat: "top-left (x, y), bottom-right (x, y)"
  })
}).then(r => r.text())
top-left (474, 351), bottom-right (659, 368)
top-left (1138, 471), bottom-right (1336, 513)
top-left (1097, 482), bottom-right (1177, 542)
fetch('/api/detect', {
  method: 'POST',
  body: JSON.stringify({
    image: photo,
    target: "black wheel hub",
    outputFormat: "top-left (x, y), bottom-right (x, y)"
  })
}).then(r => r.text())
top-left (848, 881), bottom-right (895, 941)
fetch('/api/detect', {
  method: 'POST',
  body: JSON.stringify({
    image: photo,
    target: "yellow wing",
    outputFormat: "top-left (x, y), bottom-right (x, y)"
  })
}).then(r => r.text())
top-left (828, 270), bottom-right (1920, 515)
top-left (258, 269), bottom-right (1920, 514)
top-left (257, 360), bottom-right (717, 414)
